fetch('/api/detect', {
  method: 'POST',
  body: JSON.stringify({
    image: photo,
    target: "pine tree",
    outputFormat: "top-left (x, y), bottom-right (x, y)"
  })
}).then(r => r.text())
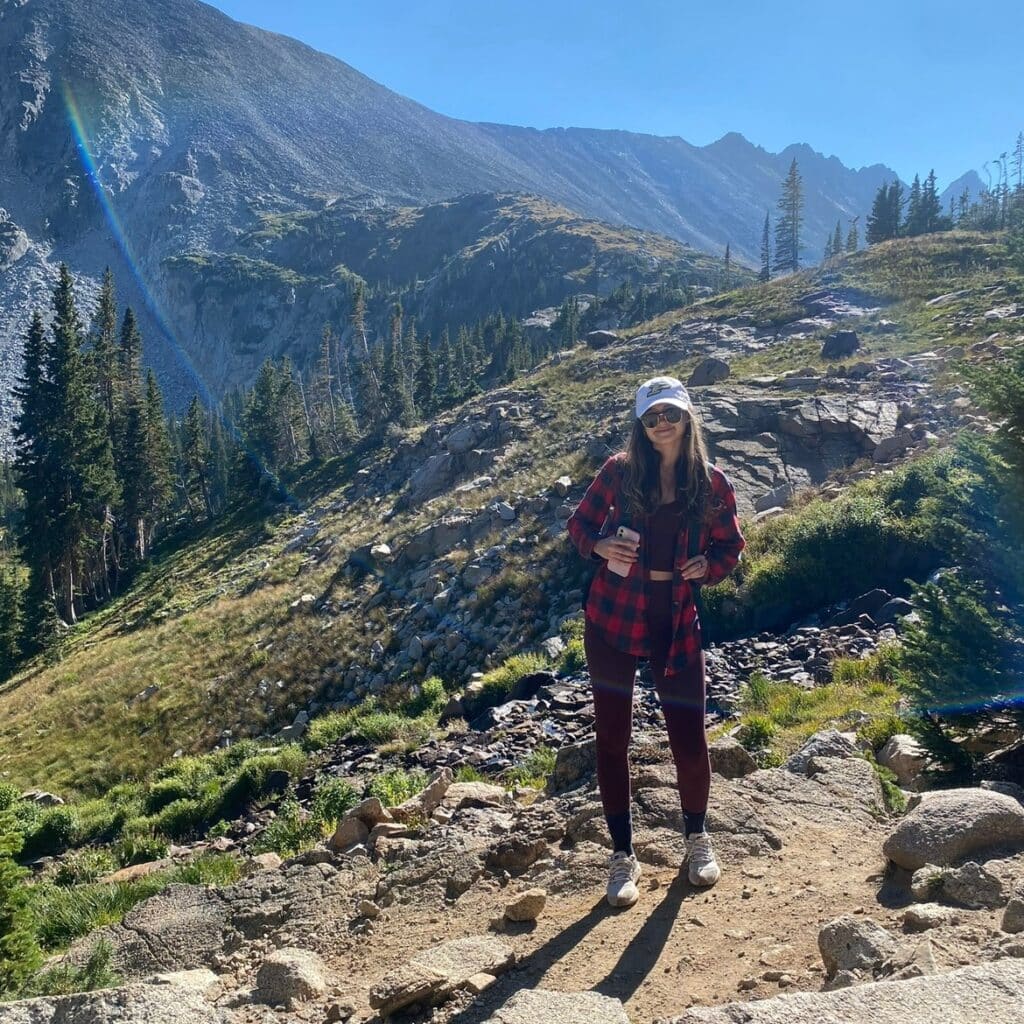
top-left (44, 265), bottom-right (119, 623)
top-left (381, 305), bottom-right (415, 425)
top-left (905, 174), bottom-right (924, 235)
top-left (0, 557), bottom-right (23, 679)
top-left (437, 325), bottom-right (455, 408)
top-left (181, 395), bottom-right (213, 519)
top-left (12, 311), bottom-right (54, 613)
top-left (846, 217), bottom-right (859, 253)
top-left (773, 159), bottom-right (803, 274)
top-left (759, 211), bottom-right (771, 282)
top-left (0, 823), bottom-right (42, 995)
top-left (823, 233), bottom-right (834, 264)
top-left (866, 181), bottom-right (904, 244)
top-left (277, 357), bottom-right (307, 464)
top-left (142, 370), bottom-right (174, 546)
top-left (832, 221), bottom-right (842, 258)
top-left (89, 268), bottom-right (118, 427)
top-left (413, 331), bottom-right (436, 416)
top-left (922, 169), bottom-right (944, 233)
top-left (348, 282), bottom-right (382, 431)
top-left (723, 243), bottom-right (731, 288)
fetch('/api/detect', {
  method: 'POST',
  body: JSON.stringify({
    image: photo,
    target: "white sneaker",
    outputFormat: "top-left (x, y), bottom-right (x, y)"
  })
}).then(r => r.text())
top-left (606, 850), bottom-right (641, 907)
top-left (685, 831), bottom-right (720, 886)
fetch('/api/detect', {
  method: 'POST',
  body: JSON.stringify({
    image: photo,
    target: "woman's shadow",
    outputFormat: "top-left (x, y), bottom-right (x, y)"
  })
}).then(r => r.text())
top-left (436, 871), bottom-right (694, 1024)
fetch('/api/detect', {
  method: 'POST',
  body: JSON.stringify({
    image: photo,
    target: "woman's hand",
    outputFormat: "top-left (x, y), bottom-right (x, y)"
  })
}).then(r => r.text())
top-left (593, 536), bottom-right (639, 565)
top-left (680, 554), bottom-right (709, 580)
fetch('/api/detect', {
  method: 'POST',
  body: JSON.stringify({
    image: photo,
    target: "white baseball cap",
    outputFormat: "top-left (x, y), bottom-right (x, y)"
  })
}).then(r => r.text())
top-left (635, 376), bottom-right (692, 419)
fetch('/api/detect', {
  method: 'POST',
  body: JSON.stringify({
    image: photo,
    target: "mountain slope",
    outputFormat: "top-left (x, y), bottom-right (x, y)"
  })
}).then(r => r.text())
top-left (0, 230), bottom-right (1016, 794)
top-left (0, 0), bottom-right (908, 419)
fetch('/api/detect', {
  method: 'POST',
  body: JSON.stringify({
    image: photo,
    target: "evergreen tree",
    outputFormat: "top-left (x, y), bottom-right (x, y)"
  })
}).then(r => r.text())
top-left (822, 232), bottom-right (833, 264)
top-left (922, 169), bottom-right (944, 233)
top-left (866, 181), bottom-right (904, 244)
top-left (759, 211), bottom-right (771, 282)
top-left (142, 371), bottom-right (174, 545)
top-left (437, 325), bottom-right (455, 408)
top-left (12, 310), bottom-right (54, 619)
top-left (181, 395), bottom-right (215, 518)
top-left (348, 282), bottom-right (383, 431)
top-left (846, 217), bottom-right (860, 253)
top-left (723, 243), bottom-right (731, 288)
top-left (905, 174), bottom-right (924, 235)
top-left (832, 221), bottom-right (842, 258)
top-left (0, 558), bottom-right (23, 679)
top-left (0, 822), bottom-right (42, 995)
top-left (277, 357), bottom-right (308, 464)
top-left (44, 266), bottom-right (119, 623)
top-left (382, 305), bottom-right (415, 425)
top-left (413, 331), bottom-right (437, 416)
top-left (773, 159), bottom-right (803, 273)
top-left (89, 268), bottom-right (118, 427)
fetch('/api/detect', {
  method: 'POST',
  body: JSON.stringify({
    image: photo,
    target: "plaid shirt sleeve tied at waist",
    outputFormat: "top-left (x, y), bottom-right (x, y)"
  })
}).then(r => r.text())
top-left (567, 453), bottom-right (746, 676)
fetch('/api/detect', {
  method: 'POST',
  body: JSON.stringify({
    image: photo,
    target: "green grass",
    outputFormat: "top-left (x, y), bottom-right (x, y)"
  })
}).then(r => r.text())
top-left (27, 854), bottom-right (242, 952)
top-left (367, 767), bottom-right (429, 808)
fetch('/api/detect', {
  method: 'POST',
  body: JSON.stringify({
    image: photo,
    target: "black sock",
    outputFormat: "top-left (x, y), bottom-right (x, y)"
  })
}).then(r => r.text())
top-left (606, 811), bottom-right (633, 856)
top-left (683, 810), bottom-right (706, 838)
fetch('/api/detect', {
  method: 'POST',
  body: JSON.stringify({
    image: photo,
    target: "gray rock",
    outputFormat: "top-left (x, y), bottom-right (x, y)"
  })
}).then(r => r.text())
top-left (875, 597), bottom-right (913, 624)
top-left (910, 864), bottom-right (946, 901)
top-left (484, 988), bottom-right (629, 1024)
top-left (688, 357), bottom-right (731, 387)
top-left (503, 888), bottom-right (547, 922)
top-left (0, 983), bottom-right (224, 1023)
top-left (817, 914), bottom-right (898, 976)
top-left (821, 330), bottom-right (861, 359)
top-left (878, 733), bottom-right (932, 791)
top-left (546, 738), bottom-right (596, 793)
top-left (784, 729), bottom-right (859, 775)
top-left (806, 755), bottom-right (883, 808)
top-left (584, 330), bottom-right (618, 349)
top-left (902, 903), bottom-right (960, 931)
top-left (256, 948), bottom-right (328, 1007)
top-left (942, 860), bottom-right (1006, 909)
top-left (708, 736), bottom-right (757, 778)
top-left (882, 788), bottom-right (1024, 870)
top-left (371, 937), bottom-right (515, 1016)
top-left (659, 961), bottom-right (1024, 1023)
top-left (68, 883), bottom-right (232, 977)
top-left (1002, 897), bottom-right (1024, 934)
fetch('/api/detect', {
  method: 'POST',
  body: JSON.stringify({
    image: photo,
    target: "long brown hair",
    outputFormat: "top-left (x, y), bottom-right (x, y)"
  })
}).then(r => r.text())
top-left (621, 407), bottom-right (711, 517)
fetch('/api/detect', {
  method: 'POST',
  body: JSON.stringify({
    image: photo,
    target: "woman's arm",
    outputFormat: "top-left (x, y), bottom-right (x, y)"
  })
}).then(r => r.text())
top-left (567, 456), bottom-right (622, 561)
top-left (702, 469), bottom-right (746, 586)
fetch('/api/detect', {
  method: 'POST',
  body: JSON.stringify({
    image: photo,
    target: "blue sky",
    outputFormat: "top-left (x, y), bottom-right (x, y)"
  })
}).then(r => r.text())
top-left (207, 0), bottom-right (1022, 190)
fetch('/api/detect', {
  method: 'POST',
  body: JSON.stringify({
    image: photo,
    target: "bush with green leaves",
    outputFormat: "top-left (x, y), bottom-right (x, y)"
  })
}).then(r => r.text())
top-left (0, 817), bottom-right (42, 997)
top-left (0, 784), bottom-right (20, 813)
top-left (367, 768), bottom-right (428, 807)
top-left (309, 777), bottom-right (358, 826)
top-left (250, 800), bottom-right (323, 857)
top-left (475, 652), bottom-right (552, 712)
top-left (19, 939), bottom-right (119, 999)
top-left (502, 746), bottom-right (557, 789)
top-left (21, 806), bottom-right (78, 860)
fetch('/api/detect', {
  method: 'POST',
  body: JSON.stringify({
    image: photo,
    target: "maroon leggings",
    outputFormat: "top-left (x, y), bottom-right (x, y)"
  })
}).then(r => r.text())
top-left (584, 580), bottom-right (710, 818)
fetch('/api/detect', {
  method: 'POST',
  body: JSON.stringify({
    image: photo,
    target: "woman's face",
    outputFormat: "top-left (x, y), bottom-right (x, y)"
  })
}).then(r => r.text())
top-left (641, 402), bottom-right (689, 448)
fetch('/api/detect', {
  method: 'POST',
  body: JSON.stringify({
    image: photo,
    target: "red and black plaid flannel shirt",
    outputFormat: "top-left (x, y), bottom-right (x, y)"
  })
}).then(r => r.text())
top-left (567, 453), bottom-right (746, 675)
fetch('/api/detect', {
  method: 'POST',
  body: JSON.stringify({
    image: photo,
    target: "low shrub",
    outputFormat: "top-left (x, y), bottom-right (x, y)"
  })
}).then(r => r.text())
top-left (476, 652), bottom-right (552, 712)
top-left (250, 801), bottom-right (322, 857)
top-left (367, 768), bottom-right (428, 807)
top-left (502, 746), bottom-right (557, 789)
top-left (738, 714), bottom-right (776, 749)
top-left (309, 777), bottom-right (358, 825)
top-left (0, 784), bottom-right (20, 813)
top-left (740, 671), bottom-right (772, 713)
top-left (52, 849), bottom-right (117, 888)
top-left (19, 939), bottom-right (118, 998)
top-left (21, 807), bottom-right (79, 860)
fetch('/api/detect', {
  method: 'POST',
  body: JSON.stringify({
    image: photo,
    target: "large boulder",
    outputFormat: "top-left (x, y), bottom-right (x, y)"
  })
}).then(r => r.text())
top-left (0, 982), bottom-right (224, 1023)
top-left (708, 736), bottom-right (757, 778)
top-left (584, 330), bottom-right (618, 349)
top-left (660, 961), bottom-right (1024, 1023)
top-left (546, 738), bottom-right (596, 794)
top-left (882, 788), bottom-right (1024, 869)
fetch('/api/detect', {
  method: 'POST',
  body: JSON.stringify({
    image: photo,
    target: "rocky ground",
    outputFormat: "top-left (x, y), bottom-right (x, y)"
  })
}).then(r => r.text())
top-left (9, 726), bottom-right (1024, 1024)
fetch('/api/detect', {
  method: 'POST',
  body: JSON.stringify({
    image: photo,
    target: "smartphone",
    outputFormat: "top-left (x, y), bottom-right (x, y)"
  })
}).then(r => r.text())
top-left (607, 526), bottom-right (640, 577)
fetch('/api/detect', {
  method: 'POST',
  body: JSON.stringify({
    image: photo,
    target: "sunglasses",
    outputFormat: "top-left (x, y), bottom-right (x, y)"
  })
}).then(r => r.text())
top-left (640, 407), bottom-right (685, 429)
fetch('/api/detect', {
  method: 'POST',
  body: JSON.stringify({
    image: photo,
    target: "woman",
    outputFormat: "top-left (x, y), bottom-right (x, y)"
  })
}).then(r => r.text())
top-left (567, 375), bottom-right (745, 908)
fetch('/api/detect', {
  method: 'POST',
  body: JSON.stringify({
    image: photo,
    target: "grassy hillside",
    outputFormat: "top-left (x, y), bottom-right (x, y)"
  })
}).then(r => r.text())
top-left (1, 230), bottom-right (1021, 796)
